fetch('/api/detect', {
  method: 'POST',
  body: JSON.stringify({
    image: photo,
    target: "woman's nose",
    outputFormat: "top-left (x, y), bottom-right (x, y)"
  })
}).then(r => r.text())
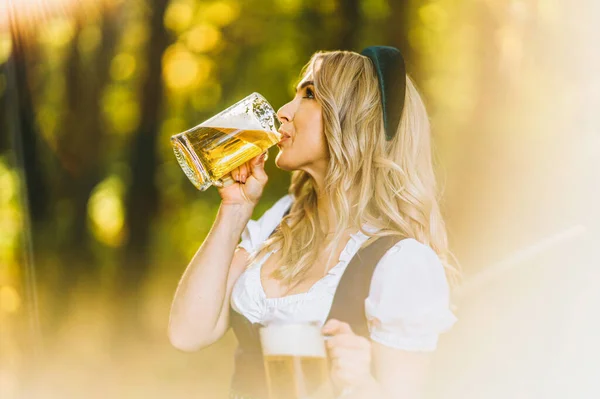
top-left (277, 101), bottom-right (294, 124)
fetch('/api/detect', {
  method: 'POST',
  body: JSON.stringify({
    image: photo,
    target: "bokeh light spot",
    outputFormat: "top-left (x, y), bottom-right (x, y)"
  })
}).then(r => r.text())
top-left (195, 55), bottom-right (213, 82)
top-left (110, 53), bottom-right (137, 81)
top-left (0, 159), bottom-right (21, 261)
top-left (88, 175), bottom-right (126, 247)
top-left (164, 0), bottom-right (194, 34)
top-left (162, 45), bottom-right (209, 91)
top-left (0, 33), bottom-right (12, 64)
top-left (0, 162), bottom-right (17, 204)
top-left (121, 22), bottom-right (150, 49)
top-left (202, 1), bottom-right (240, 27)
top-left (186, 24), bottom-right (221, 53)
top-left (276, 0), bottom-right (301, 14)
top-left (102, 85), bottom-right (140, 135)
top-left (112, 102), bottom-right (140, 135)
top-left (38, 17), bottom-right (76, 48)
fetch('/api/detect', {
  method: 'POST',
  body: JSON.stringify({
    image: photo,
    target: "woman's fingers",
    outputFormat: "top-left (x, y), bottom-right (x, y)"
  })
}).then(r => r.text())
top-left (322, 319), bottom-right (353, 335)
top-left (248, 152), bottom-right (268, 185)
top-left (239, 163), bottom-right (248, 183)
top-left (323, 319), bottom-right (373, 390)
top-left (328, 345), bottom-right (370, 362)
top-left (328, 346), bottom-right (355, 361)
top-left (231, 164), bottom-right (249, 184)
top-left (229, 151), bottom-right (268, 185)
top-left (326, 334), bottom-right (370, 350)
top-left (328, 349), bottom-right (371, 388)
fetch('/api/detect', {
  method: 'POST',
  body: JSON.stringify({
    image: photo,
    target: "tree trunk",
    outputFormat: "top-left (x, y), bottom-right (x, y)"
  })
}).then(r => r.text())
top-left (48, 4), bottom-right (119, 332)
top-left (387, 0), bottom-right (415, 77)
top-left (10, 34), bottom-right (48, 229)
top-left (115, 0), bottom-right (170, 334)
top-left (336, 0), bottom-right (360, 50)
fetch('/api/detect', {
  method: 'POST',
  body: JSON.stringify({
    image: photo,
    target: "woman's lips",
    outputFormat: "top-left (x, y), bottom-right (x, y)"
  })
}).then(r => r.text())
top-left (278, 135), bottom-right (290, 145)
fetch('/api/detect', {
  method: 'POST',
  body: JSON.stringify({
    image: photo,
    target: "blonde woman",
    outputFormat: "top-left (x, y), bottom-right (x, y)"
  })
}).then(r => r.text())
top-left (168, 47), bottom-right (458, 399)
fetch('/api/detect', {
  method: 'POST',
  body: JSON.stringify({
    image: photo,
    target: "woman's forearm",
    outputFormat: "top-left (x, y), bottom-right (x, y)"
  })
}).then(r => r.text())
top-left (168, 203), bottom-right (254, 351)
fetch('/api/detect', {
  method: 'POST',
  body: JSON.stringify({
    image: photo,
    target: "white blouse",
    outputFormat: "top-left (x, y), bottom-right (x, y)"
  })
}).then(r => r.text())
top-left (232, 195), bottom-right (457, 352)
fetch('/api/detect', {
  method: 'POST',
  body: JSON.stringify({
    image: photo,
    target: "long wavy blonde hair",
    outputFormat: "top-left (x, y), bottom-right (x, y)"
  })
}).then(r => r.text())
top-left (248, 50), bottom-right (460, 288)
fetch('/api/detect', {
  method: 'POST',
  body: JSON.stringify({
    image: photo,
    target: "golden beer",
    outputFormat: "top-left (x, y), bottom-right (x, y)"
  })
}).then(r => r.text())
top-left (171, 93), bottom-right (281, 191)
top-left (261, 323), bottom-right (334, 399)
top-left (263, 355), bottom-right (332, 399)
top-left (172, 126), bottom-right (280, 190)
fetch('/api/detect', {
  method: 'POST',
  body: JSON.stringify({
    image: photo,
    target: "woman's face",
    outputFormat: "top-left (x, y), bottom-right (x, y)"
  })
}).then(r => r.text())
top-left (274, 73), bottom-right (328, 174)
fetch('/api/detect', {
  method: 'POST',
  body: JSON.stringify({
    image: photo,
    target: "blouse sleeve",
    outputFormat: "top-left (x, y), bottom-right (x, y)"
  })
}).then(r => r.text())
top-left (237, 194), bottom-right (293, 254)
top-left (364, 238), bottom-right (457, 352)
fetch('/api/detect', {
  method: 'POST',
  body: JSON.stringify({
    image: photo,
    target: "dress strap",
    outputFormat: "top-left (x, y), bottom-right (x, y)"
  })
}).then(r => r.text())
top-left (326, 235), bottom-right (403, 338)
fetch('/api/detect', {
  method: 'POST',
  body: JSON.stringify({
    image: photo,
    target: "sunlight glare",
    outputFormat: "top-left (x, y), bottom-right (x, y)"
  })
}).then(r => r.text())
top-left (0, 0), bottom-right (108, 40)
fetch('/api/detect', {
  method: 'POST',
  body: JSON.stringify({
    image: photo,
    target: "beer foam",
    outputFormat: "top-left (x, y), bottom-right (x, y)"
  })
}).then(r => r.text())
top-left (198, 93), bottom-right (277, 132)
top-left (207, 114), bottom-right (264, 131)
top-left (260, 323), bottom-right (326, 358)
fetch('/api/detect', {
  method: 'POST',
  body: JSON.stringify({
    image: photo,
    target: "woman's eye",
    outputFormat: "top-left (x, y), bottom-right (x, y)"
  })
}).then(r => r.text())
top-left (304, 87), bottom-right (315, 99)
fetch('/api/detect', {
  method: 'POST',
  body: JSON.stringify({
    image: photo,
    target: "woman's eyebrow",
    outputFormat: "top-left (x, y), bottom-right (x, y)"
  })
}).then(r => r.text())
top-left (296, 80), bottom-right (314, 92)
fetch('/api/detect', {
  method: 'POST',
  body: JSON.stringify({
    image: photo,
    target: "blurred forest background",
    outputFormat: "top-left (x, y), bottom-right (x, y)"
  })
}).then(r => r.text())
top-left (0, 0), bottom-right (599, 398)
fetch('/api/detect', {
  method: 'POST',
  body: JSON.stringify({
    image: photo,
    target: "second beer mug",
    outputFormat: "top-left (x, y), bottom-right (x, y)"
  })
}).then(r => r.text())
top-left (260, 322), bottom-right (335, 399)
top-left (171, 93), bottom-right (281, 191)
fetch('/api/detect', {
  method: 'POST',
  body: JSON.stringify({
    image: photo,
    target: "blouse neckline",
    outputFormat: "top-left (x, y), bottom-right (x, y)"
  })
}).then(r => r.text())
top-left (253, 223), bottom-right (380, 302)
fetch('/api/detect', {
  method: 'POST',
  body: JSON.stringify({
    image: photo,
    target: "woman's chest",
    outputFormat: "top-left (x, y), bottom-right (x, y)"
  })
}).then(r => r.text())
top-left (260, 236), bottom-right (352, 298)
top-left (231, 247), bottom-right (354, 325)
top-left (231, 263), bottom-right (339, 325)
top-left (259, 252), bottom-right (327, 299)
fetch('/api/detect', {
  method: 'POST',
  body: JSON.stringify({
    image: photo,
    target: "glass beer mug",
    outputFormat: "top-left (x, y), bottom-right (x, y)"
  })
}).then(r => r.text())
top-left (171, 93), bottom-right (281, 191)
top-left (260, 322), bottom-right (335, 399)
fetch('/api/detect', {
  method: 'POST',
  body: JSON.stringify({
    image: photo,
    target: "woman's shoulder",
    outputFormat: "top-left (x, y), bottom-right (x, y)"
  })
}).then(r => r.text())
top-left (382, 237), bottom-right (441, 266)
top-left (370, 237), bottom-right (449, 299)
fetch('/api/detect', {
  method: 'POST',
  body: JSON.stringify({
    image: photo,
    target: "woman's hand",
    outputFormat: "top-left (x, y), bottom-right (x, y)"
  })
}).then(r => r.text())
top-left (322, 319), bottom-right (377, 393)
top-left (217, 151), bottom-right (269, 207)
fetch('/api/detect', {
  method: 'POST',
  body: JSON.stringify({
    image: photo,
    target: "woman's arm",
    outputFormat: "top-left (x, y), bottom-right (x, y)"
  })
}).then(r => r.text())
top-left (372, 341), bottom-right (432, 398)
top-left (168, 152), bottom-right (269, 352)
top-left (168, 202), bottom-right (254, 352)
top-left (323, 319), bottom-right (432, 399)
top-left (346, 341), bottom-right (432, 399)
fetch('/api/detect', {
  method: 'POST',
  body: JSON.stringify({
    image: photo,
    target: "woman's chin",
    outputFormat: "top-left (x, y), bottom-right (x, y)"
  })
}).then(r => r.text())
top-left (274, 153), bottom-right (295, 171)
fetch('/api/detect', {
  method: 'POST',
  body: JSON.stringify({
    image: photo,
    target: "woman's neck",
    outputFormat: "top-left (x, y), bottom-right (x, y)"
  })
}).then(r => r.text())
top-left (316, 192), bottom-right (360, 234)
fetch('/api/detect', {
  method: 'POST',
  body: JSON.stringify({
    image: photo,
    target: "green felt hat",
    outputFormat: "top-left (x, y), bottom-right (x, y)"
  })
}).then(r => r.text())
top-left (360, 46), bottom-right (406, 141)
